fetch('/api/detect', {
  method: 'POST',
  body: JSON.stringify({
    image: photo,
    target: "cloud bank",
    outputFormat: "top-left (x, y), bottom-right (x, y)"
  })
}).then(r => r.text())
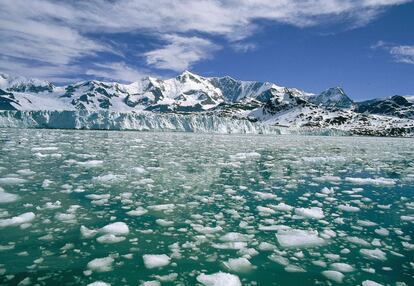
top-left (0, 0), bottom-right (411, 82)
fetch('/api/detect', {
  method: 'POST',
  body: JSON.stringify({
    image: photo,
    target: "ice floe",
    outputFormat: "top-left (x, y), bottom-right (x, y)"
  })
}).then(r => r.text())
top-left (142, 254), bottom-right (171, 269)
top-left (196, 272), bottom-right (241, 286)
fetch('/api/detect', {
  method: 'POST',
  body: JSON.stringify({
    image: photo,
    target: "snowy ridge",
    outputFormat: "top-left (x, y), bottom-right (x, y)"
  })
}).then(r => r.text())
top-left (0, 71), bottom-right (413, 136)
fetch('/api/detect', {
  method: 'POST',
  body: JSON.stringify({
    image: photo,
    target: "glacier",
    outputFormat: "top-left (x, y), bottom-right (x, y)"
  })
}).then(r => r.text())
top-left (0, 110), bottom-right (280, 134)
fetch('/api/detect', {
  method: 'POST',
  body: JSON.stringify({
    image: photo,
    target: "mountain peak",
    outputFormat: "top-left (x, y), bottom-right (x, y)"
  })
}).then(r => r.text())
top-left (309, 86), bottom-right (353, 108)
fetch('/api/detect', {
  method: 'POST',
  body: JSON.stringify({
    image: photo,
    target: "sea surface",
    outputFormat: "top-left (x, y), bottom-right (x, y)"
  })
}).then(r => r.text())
top-left (0, 129), bottom-right (413, 286)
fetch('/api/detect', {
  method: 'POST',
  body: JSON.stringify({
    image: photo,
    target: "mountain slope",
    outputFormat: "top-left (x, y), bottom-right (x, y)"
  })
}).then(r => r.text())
top-left (0, 71), bottom-right (413, 136)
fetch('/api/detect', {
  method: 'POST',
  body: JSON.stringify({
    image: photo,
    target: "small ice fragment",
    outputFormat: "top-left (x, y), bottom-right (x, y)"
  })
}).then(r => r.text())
top-left (219, 232), bottom-right (253, 242)
top-left (330, 263), bottom-right (354, 273)
top-left (338, 204), bottom-right (360, 212)
top-left (142, 254), bottom-right (171, 269)
top-left (362, 280), bottom-right (384, 286)
top-left (156, 219), bottom-right (174, 226)
top-left (80, 226), bottom-right (98, 239)
top-left (100, 222), bottom-right (129, 236)
top-left (223, 258), bottom-right (253, 273)
top-left (192, 224), bottom-right (223, 234)
top-left (0, 188), bottom-right (19, 203)
top-left (294, 207), bottom-right (324, 219)
top-left (322, 270), bottom-right (344, 283)
top-left (271, 202), bottom-right (293, 212)
top-left (87, 257), bottom-right (114, 272)
top-left (276, 229), bottom-right (325, 248)
top-left (126, 207), bottom-right (148, 216)
top-left (0, 212), bottom-right (35, 227)
top-left (87, 282), bottom-right (111, 286)
top-left (344, 177), bottom-right (395, 186)
top-left (96, 234), bottom-right (126, 244)
top-left (0, 177), bottom-right (27, 185)
top-left (360, 248), bottom-right (387, 261)
top-left (196, 272), bottom-right (241, 286)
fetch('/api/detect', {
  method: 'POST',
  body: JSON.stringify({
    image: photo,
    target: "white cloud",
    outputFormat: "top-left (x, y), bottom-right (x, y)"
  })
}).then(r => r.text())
top-left (0, 0), bottom-right (412, 80)
top-left (144, 35), bottom-right (220, 72)
top-left (85, 62), bottom-right (148, 82)
top-left (389, 45), bottom-right (414, 64)
top-left (372, 41), bottom-right (414, 64)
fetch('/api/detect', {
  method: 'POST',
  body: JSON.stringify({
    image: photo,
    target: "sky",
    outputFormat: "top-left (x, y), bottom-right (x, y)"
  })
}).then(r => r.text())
top-left (0, 0), bottom-right (413, 101)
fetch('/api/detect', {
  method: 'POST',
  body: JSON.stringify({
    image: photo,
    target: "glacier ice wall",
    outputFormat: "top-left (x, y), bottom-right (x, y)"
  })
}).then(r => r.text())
top-left (0, 110), bottom-right (281, 134)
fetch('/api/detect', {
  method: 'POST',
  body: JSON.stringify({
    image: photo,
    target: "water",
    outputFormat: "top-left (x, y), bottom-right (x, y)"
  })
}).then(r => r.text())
top-left (0, 129), bottom-right (413, 286)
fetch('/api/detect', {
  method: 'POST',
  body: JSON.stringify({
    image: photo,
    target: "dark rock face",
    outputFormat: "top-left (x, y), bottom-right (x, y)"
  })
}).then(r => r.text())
top-left (0, 89), bottom-right (19, 110)
top-left (355, 96), bottom-right (414, 119)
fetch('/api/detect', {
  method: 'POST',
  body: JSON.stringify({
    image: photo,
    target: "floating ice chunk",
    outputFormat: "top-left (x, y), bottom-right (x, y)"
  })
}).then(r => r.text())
top-left (230, 152), bottom-right (261, 161)
top-left (154, 273), bottom-right (178, 282)
top-left (31, 146), bottom-right (59, 151)
top-left (140, 281), bottom-right (160, 286)
top-left (81, 226), bottom-right (98, 239)
top-left (254, 192), bottom-right (278, 200)
top-left (256, 206), bottom-right (276, 214)
top-left (402, 241), bottom-right (414, 250)
top-left (362, 280), bottom-right (384, 286)
top-left (338, 204), bottom-right (360, 212)
top-left (100, 222), bottom-right (129, 236)
top-left (147, 204), bottom-right (175, 211)
top-left (92, 174), bottom-right (124, 184)
top-left (294, 207), bottom-right (324, 219)
top-left (360, 248), bottom-right (387, 261)
top-left (375, 228), bottom-right (389, 236)
top-left (197, 272), bottom-right (241, 286)
top-left (87, 282), bottom-right (111, 286)
top-left (0, 177), bottom-right (27, 185)
top-left (258, 224), bottom-right (291, 232)
top-left (344, 177), bottom-right (396, 186)
top-left (268, 254), bottom-right (289, 266)
top-left (223, 257), bottom-right (253, 273)
top-left (0, 212), bottom-right (35, 227)
top-left (156, 219), bottom-right (174, 226)
top-left (192, 224), bottom-right (223, 234)
top-left (258, 242), bottom-right (277, 251)
top-left (400, 215), bottom-right (414, 222)
top-left (357, 220), bottom-right (377, 227)
top-left (42, 179), bottom-right (53, 188)
top-left (322, 270), bottom-right (344, 283)
top-left (0, 188), bottom-right (19, 203)
top-left (97, 234), bottom-right (126, 244)
top-left (55, 213), bottom-right (76, 223)
top-left (271, 203), bottom-right (293, 212)
top-left (212, 242), bottom-right (247, 250)
top-left (126, 207), bottom-right (148, 216)
top-left (314, 176), bottom-right (341, 183)
top-left (346, 237), bottom-right (371, 247)
top-left (40, 201), bottom-right (61, 210)
top-left (87, 257), bottom-right (114, 272)
top-left (220, 232), bottom-right (253, 242)
top-left (330, 263), bottom-right (354, 273)
top-left (132, 166), bottom-right (146, 174)
top-left (377, 204), bottom-right (391, 209)
top-left (276, 229), bottom-right (325, 248)
top-left (77, 160), bottom-right (103, 168)
top-left (285, 265), bottom-right (306, 272)
top-left (142, 254), bottom-right (171, 269)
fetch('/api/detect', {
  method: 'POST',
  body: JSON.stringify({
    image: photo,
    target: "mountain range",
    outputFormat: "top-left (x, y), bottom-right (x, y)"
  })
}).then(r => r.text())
top-left (1, 71), bottom-right (413, 136)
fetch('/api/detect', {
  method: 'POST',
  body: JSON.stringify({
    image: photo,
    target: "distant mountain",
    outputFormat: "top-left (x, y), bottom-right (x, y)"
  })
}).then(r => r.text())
top-left (0, 71), bottom-right (413, 136)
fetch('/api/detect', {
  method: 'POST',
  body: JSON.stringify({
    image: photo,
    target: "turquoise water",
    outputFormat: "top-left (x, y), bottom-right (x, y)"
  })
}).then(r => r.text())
top-left (0, 129), bottom-right (413, 286)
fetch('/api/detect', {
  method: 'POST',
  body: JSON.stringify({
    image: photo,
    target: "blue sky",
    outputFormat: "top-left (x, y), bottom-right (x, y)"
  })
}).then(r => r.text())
top-left (0, 0), bottom-right (413, 101)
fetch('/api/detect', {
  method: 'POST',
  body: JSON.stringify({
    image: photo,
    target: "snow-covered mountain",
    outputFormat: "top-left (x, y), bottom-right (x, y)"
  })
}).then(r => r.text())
top-left (0, 71), bottom-right (413, 136)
